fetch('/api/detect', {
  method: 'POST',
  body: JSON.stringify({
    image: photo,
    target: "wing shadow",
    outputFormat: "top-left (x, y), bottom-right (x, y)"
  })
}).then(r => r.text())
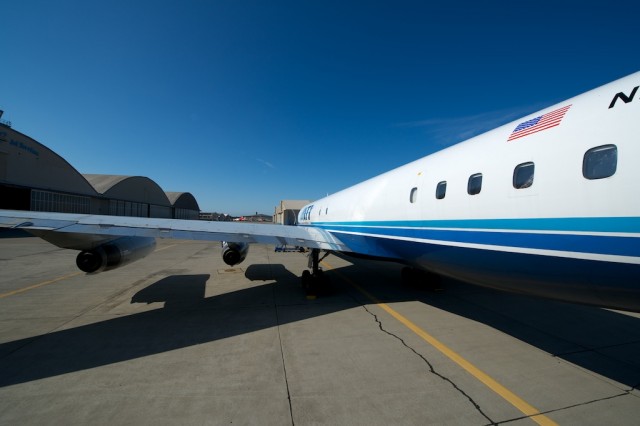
top-left (0, 264), bottom-right (357, 387)
top-left (2, 258), bottom-right (640, 389)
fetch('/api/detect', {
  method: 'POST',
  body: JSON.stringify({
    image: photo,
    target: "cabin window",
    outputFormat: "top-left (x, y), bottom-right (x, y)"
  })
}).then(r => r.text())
top-left (410, 187), bottom-right (418, 203)
top-left (435, 181), bottom-right (447, 199)
top-left (583, 145), bottom-right (617, 180)
top-left (467, 173), bottom-right (482, 195)
top-left (513, 162), bottom-right (535, 189)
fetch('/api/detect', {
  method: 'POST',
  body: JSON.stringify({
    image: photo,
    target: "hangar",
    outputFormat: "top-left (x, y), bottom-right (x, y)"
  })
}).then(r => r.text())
top-left (273, 200), bottom-right (311, 225)
top-left (0, 121), bottom-right (200, 219)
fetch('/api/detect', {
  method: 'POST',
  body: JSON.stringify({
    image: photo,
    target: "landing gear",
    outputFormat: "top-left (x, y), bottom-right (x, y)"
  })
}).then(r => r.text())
top-left (401, 266), bottom-right (443, 291)
top-left (301, 249), bottom-right (331, 298)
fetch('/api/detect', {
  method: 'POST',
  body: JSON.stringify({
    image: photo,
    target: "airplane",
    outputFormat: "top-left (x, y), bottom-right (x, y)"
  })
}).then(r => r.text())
top-left (1, 71), bottom-right (639, 311)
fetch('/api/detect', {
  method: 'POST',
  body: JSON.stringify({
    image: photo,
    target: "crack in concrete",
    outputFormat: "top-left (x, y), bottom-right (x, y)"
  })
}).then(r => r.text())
top-left (359, 303), bottom-right (496, 425)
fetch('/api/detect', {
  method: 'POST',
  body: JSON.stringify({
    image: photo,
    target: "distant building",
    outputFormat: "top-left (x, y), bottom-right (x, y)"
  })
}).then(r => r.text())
top-left (166, 192), bottom-right (200, 220)
top-left (199, 212), bottom-right (234, 221)
top-left (0, 122), bottom-right (200, 219)
top-left (273, 200), bottom-right (311, 225)
top-left (243, 213), bottom-right (272, 222)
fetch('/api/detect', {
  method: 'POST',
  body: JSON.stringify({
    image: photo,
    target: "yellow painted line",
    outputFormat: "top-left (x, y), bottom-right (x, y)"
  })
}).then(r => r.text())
top-left (0, 271), bottom-right (83, 299)
top-left (0, 241), bottom-right (182, 299)
top-left (155, 240), bottom-right (191, 252)
top-left (155, 243), bottom-right (180, 252)
top-left (322, 261), bottom-right (558, 426)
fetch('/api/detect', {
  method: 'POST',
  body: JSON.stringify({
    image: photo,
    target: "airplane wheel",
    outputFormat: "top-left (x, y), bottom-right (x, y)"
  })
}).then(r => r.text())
top-left (301, 270), bottom-right (312, 291)
top-left (314, 271), bottom-right (332, 296)
top-left (300, 270), bottom-right (331, 297)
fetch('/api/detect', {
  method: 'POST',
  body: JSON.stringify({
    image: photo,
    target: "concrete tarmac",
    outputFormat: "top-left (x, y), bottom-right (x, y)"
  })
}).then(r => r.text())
top-left (1, 235), bottom-right (640, 425)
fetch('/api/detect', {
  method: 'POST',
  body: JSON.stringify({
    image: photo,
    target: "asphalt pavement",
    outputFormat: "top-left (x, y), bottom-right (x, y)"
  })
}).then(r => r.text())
top-left (1, 235), bottom-right (639, 425)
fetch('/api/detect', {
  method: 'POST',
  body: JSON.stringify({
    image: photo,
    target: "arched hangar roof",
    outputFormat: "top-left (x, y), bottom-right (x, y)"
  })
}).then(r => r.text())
top-left (1, 126), bottom-right (98, 196)
top-left (83, 174), bottom-right (171, 206)
top-left (165, 192), bottom-right (200, 210)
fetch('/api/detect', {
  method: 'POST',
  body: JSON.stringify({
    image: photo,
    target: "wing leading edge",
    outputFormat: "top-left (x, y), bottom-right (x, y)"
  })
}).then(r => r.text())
top-left (0, 209), bottom-right (350, 252)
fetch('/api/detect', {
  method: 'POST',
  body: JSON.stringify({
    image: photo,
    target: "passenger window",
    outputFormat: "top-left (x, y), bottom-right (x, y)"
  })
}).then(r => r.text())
top-left (513, 162), bottom-right (535, 189)
top-left (583, 145), bottom-right (617, 179)
top-left (410, 187), bottom-right (418, 203)
top-left (467, 173), bottom-right (482, 195)
top-left (435, 181), bottom-right (447, 199)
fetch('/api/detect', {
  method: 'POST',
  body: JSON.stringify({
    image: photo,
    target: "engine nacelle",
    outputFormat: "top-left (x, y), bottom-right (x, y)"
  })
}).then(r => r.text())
top-left (221, 241), bottom-right (249, 266)
top-left (75, 237), bottom-right (156, 273)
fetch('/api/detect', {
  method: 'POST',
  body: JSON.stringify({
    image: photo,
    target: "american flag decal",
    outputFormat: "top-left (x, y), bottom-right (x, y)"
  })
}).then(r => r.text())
top-left (507, 104), bottom-right (572, 141)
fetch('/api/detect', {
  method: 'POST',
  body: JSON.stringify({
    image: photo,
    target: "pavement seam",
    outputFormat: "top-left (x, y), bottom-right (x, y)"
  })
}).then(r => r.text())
top-left (490, 391), bottom-right (632, 425)
top-left (447, 293), bottom-right (595, 357)
top-left (447, 294), bottom-right (640, 393)
top-left (0, 247), bottom-right (65, 260)
top-left (0, 267), bottom-right (178, 360)
top-left (552, 347), bottom-right (640, 392)
top-left (274, 297), bottom-right (295, 426)
top-left (555, 343), bottom-right (640, 389)
top-left (555, 340), bottom-right (640, 356)
top-left (267, 249), bottom-right (296, 426)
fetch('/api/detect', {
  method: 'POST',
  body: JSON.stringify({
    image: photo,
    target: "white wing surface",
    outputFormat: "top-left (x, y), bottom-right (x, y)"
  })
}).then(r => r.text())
top-left (0, 210), bottom-right (350, 251)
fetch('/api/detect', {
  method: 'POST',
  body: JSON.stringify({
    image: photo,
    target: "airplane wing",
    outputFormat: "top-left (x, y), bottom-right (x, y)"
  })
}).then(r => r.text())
top-left (0, 209), bottom-right (350, 252)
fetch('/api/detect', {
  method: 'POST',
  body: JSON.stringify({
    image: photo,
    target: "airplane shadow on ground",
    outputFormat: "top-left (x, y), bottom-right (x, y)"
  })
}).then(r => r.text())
top-left (1, 259), bottom-right (639, 389)
top-left (431, 285), bottom-right (640, 389)
top-left (343, 258), bottom-right (640, 390)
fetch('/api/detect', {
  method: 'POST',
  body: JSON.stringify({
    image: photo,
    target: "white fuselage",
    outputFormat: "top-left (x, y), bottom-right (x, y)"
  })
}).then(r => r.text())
top-left (2, 72), bottom-right (638, 311)
top-left (299, 71), bottom-right (640, 310)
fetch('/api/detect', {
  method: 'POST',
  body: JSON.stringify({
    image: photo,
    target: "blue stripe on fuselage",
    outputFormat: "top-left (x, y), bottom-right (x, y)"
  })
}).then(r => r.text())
top-left (307, 217), bottom-right (640, 258)
top-left (312, 216), bottom-right (640, 233)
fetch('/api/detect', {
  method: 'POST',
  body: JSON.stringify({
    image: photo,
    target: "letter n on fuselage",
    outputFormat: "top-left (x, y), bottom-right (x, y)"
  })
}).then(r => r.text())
top-left (609, 86), bottom-right (638, 109)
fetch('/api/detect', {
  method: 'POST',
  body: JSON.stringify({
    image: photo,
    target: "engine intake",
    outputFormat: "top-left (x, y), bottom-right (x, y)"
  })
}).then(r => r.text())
top-left (221, 241), bottom-right (249, 266)
top-left (76, 237), bottom-right (156, 273)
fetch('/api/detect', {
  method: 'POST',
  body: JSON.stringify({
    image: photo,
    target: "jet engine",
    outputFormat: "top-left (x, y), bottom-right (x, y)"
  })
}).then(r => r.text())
top-left (221, 241), bottom-right (249, 266)
top-left (75, 236), bottom-right (157, 273)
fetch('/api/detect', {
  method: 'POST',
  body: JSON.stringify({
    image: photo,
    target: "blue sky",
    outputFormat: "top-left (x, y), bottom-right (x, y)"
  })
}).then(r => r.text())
top-left (2, 1), bottom-right (639, 215)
